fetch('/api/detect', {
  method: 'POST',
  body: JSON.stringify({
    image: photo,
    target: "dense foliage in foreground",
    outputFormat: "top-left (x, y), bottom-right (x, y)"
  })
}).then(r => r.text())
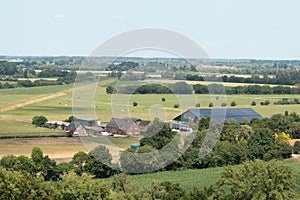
top-left (0, 160), bottom-right (298, 200)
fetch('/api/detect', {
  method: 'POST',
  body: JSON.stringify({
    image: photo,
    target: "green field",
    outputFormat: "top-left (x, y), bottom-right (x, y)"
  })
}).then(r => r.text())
top-left (1, 83), bottom-right (300, 130)
top-left (128, 159), bottom-right (300, 195)
top-left (0, 119), bottom-right (55, 136)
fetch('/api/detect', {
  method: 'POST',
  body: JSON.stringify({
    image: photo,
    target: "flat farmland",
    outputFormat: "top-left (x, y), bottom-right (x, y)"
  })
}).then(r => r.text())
top-left (0, 136), bottom-right (139, 162)
top-left (3, 84), bottom-right (300, 124)
top-left (141, 79), bottom-right (294, 87)
top-left (0, 138), bottom-right (86, 161)
top-left (0, 81), bottom-right (300, 140)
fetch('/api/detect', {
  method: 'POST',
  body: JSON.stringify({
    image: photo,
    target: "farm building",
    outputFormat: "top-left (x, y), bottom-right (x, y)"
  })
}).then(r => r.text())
top-left (76, 118), bottom-right (101, 126)
top-left (173, 108), bottom-right (263, 124)
top-left (65, 122), bottom-right (105, 136)
top-left (106, 118), bottom-right (151, 136)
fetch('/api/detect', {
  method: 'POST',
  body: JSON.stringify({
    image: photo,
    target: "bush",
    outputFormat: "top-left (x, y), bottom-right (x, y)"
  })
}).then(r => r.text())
top-left (221, 102), bottom-right (227, 107)
top-left (265, 100), bottom-right (270, 105)
top-left (294, 141), bottom-right (300, 154)
top-left (230, 101), bottom-right (236, 107)
top-left (195, 103), bottom-right (200, 107)
top-left (162, 97), bottom-right (166, 102)
top-left (32, 116), bottom-right (48, 127)
top-left (208, 102), bottom-right (213, 107)
top-left (251, 101), bottom-right (256, 106)
top-left (173, 104), bottom-right (179, 108)
top-left (260, 102), bottom-right (265, 106)
top-left (133, 102), bottom-right (138, 107)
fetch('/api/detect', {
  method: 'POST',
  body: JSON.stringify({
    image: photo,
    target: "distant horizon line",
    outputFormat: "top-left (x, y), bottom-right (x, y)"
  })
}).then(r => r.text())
top-left (1, 54), bottom-right (300, 61)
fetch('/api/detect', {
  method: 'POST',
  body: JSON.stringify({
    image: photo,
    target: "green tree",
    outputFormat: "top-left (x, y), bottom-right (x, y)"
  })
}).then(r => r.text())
top-left (248, 128), bottom-right (275, 161)
top-left (217, 160), bottom-right (298, 200)
top-left (84, 145), bottom-right (116, 178)
top-left (106, 85), bottom-right (114, 94)
top-left (230, 101), bottom-right (237, 107)
top-left (44, 171), bottom-right (111, 200)
top-left (294, 141), bottom-right (300, 154)
top-left (0, 167), bottom-right (49, 199)
top-left (71, 151), bottom-right (90, 176)
top-left (31, 147), bottom-right (44, 164)
top-left (32, 115), bottom-right (48, 127)
top-left (133, 101), bottom-right (138, 107)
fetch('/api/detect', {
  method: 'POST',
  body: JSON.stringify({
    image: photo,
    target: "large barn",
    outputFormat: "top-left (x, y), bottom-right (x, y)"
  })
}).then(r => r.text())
top-left (173, 108), bottom-right (263, 124)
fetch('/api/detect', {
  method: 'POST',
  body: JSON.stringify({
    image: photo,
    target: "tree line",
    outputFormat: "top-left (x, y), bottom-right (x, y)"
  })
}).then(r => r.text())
top-left (106, 82), bottom-right (300, 95)
top-left (106, 82), bottom-right (193, 94)
top-left (185, 69), bottom-right (300, 85)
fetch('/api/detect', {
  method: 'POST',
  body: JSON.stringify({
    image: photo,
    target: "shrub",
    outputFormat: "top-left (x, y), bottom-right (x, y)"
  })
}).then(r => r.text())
top-left (32, 116), bottom-right (48, 127)
top-left (162, 97), bottom-right (166, 102)
top-left (251, 101), bottom-right (256, 106)
top-left (265, 100), bottom-right (270, 105)
top-left (230, 101), bottom-right (237, 107)
top-left (173, 104), bottom-right (179, 108)
top-left (195, 103), bottom-right (200, 107)
top-left (133, 102), bottom-right (138, 107)
top-left (208, 102), bottom-right (213, 107)
top-left (294, 141), bottom-right (300, 154)
top-left (221, 102), bottom-right (227, 107)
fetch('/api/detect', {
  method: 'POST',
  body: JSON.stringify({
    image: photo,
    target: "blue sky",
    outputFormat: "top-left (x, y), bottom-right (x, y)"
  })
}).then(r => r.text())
top-left (1, 0), bottom-right (300, 59)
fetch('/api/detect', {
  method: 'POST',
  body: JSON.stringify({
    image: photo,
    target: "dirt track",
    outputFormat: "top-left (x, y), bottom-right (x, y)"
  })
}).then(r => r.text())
top-left (0, 92), bottom-right (68, 113)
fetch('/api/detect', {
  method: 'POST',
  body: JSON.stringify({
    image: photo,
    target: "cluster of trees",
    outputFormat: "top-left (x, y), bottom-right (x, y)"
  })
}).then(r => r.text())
top-left (107, 62), bottom-right (139, 71)
top-left (0, 82), bottom-right (15, 89)
top-left (274, 98), bottom-right (300, 105)
top-left (119, 117), bottom-right (293, 172)
top-left (107, 82), bottom-right (300, 95)
top-left (0, 61), bottom-right (18, 75)
top-left (0, 149), bottom-right (298, 199)
top-left (107, 82), bottom-right (193, 94)
top-left (18, 79), bottom-right (63, 87)
top-left (185, 69), bottom-right (300, 85)
top-left (37, 69), bottom-right (69, 78)
top-left (194, 84), bottom-right (300, 95)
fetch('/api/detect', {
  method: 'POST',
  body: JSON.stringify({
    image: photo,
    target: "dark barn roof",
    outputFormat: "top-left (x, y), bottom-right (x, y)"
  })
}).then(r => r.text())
top-left (173, 108), bottom-right (263, 124)
top-left (106, 118), bottom-right (136, 132)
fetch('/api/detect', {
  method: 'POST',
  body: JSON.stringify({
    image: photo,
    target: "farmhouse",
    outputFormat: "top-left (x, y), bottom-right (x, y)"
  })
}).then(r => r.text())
top-left (106, 118), bottom-right (151, 136)
top-left (65, 122), bottom-right (105, 136)
top-left (173, 108), bottom-right (263, 124)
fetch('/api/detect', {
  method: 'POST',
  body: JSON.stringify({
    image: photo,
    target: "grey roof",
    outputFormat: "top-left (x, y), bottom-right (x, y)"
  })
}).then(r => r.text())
top-left (65, 122), bottom-right (81, 131)
top-left (107, 118), bottom-right (136, 132)
top-left (174, 108), bottom-right (263, 124)
top-left (77, 118), bottom-right (99, 121)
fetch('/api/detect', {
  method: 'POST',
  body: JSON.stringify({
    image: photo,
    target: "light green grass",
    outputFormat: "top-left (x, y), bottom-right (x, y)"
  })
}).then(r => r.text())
top-left (0, 119), bottom-right (55, 136)
top-left (128, 159), bottom-right (300, 194)
top-left (0, 84), bottom-right (72, 95)
top-left (5, 94), bottom-right (73, 122)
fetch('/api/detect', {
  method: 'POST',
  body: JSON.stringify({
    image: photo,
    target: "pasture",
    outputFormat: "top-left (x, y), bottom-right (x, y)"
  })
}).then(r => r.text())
top-left (128, 159), bottom-right (300, 195)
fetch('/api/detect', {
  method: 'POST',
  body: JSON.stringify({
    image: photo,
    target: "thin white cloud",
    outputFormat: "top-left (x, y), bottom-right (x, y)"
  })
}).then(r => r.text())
top-left (112, 15), bottom-right (125, 20)
top-left (54, 14), bottom-right (65, 19)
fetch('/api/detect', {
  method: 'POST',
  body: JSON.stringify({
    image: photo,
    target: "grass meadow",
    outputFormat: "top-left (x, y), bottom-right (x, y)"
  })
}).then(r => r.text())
top-left (127, 159), bottom-right (300, 195)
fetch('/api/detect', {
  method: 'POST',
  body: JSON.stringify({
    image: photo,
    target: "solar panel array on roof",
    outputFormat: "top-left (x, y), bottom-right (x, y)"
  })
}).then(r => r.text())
top-left (173, 108), bottom-right (263, 124)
